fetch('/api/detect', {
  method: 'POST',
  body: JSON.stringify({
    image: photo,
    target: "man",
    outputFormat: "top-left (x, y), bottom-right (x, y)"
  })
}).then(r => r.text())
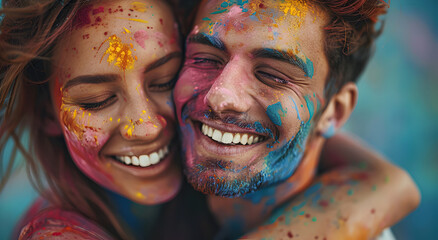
top-left (174, 0), bottom-right (420, 238)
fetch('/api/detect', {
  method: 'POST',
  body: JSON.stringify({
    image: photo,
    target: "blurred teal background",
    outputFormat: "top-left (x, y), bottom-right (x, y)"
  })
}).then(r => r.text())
top-left (1, 0), bottom-right (437, 239)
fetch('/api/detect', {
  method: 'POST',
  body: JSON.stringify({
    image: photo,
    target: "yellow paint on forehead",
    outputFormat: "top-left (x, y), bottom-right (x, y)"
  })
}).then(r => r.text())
top-left (131, 2), bottom-right (148, 13)
top-left (99, 34), bottom-right (135, 71)
top-left (277, 0), bottom-right (309, 29)
top-left (117, 17), bottom-right (149, 24)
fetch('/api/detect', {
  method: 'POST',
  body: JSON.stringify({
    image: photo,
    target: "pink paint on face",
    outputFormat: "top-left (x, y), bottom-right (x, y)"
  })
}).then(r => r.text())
top-left (51, 1), bottom-right (183, 205)
top-left (134, 30), bottom-right (149, 49)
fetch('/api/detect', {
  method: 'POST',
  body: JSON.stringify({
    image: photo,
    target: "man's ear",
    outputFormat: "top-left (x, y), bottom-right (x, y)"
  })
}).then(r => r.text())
top-left (315, 82), bottom-right (358, 138)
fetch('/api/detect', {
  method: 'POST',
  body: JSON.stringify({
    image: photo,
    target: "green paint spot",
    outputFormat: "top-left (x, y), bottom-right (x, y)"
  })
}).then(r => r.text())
top-left (330, 197), bottom-right (335, 203)
top-left (385, 176), bottom-right (389, 183)
top-left (312, 217), bottom-right (317, 222)
top-left (301, 104), bottom-right (304, 108)
top-left (347, 189), bottom-right (354, 196)
top-left (299, 211), bottom-right (305, 215)
top-left (202, 17), bottom-right (211, 21)
top-left (211, 8), bottom-right (228, 14)
top-left (372, 185), bottom-right (377, 191)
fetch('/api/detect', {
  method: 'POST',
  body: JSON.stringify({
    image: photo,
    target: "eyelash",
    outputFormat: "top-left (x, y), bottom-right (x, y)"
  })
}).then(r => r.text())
top-left (150, 76), bottom-right (178, 92)
top-left (256, 71), bottom-right (288, 85)
top-left (190, 57), bottom-right (222, 69)
top-left (79, 95), bottom-right (117, 110)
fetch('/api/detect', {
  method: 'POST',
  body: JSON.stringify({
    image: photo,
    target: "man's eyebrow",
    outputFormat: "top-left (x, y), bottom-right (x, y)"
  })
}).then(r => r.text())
top-left (252, 48), bottom-right (314, 78)
top-left (187, 33), bottom-right (227, 51)
top-left (144, 51), bottom-right (182, 73)
top-left (63, 74), bottom-right (119, 89)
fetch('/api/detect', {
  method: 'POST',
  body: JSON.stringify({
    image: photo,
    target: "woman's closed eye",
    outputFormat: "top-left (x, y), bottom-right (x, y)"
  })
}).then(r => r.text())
top-left (64, 94), bottom-right (118, 111)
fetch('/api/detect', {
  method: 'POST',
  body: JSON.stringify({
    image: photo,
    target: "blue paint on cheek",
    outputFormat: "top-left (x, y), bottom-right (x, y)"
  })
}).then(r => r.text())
top-left (254, 121), bottom-right (275, 140)
top-left (304, 95), bottom-right (315, 124)
top-left (266, 102), bottom-right (287, 126)
top-left (304, 182), bottom-right (322, 197)
top-left (289, 97), bottom-right (301, 120)
top-left (304, 57), bottom-right (314, 78)
top-left (261, 122), bottom-right (312, 185)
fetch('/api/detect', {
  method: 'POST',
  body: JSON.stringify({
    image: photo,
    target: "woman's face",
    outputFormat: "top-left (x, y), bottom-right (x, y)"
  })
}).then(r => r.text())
top-left (50, 0), bottom-right (182, 204)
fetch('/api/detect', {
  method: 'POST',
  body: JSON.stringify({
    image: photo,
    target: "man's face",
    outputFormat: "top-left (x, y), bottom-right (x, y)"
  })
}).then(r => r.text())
top-left (174, 0), bottom-right (329, 197)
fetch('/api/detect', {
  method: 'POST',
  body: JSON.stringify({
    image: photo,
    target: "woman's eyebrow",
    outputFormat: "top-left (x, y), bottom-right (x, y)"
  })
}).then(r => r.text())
top-left (63, 74), bottom-right (120, 90)
top-left (143, 51), bottom-right (182, 73)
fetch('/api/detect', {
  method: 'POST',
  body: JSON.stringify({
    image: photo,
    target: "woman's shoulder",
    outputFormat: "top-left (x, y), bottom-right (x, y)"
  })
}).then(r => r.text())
top-left (16, 198), bottom-right (115, 240)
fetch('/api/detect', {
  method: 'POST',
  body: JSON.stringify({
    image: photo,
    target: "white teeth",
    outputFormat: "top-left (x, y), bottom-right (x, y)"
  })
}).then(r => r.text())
top-left (201, 123), bottom-right (263, 146)
top-left (232, 133), bottom-right (241, 144)
top-left (132, 156), bottom-right (140, 166)
top-left (212, 129), bottom-right (222, 141)
top-left (241, 134), bottom-right (248, 145)
top-left (115, 145), bottom-right (170, 168)
top-left (248, 136), bottom-right (254, 145)
top-left (124, 156), bottom-right (132, 165)
top-left (139, 155), bottom-right (150, 167)
top-left (150, 152), bottom-right (159, 164)
top-left (222, 132), bottom-right (233, 144)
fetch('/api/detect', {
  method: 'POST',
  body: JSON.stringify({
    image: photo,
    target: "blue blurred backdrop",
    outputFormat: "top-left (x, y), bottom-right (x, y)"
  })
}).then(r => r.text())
top-left (1, 0), bottom-right (437, 239)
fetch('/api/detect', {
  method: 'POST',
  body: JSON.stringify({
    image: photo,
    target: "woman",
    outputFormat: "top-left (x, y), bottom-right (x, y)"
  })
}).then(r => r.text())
top-left (0, 0), bottom-right (419, 239)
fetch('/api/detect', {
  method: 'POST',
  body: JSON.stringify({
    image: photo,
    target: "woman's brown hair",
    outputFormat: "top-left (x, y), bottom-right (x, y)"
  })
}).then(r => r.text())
top-left (0, 0), bottom-right (127, 238)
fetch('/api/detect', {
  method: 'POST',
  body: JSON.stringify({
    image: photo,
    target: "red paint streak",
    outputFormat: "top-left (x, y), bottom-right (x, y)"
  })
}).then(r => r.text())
top-left (159, 18), bottom-right (163, 25)
top-left (108, 8), bottom-right (112, 13)
top-left (74, 5), bottom-right (93, 28)
top-left (158, 41), bottom-right (164, 47)
top-left (305, 213), bottom-right (311, 218)
top-left (104, 31), bottom-right (108, 36)
top-left (82, 34), bottom-right (90, 39)
top-left (287, 231), bottom-right (293, 238)
top-left (92, 6), bottom-right (104, 15)
top-left (259, 3), bottom-right (266, 8)
top-left (52, 232), bottom-right (62, 236)
top-left (371, 208), bottom-right (375, 214)
top-left (318, 199), bottom-right (329, 207)
top-left (95, 16), bottom-right (102, 22)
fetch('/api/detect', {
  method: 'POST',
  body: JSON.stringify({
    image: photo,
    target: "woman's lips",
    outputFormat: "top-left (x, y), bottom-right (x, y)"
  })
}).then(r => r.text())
top-left (106, 144), bottom-right (176, 178)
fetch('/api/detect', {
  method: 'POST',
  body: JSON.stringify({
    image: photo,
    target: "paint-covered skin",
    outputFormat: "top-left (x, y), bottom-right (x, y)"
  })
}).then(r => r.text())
top-left (19, 208), bottom-right (115, 240)
top-left (174, 0), bottom-right (328, 197)
top-left (51, 0), bottom-right (183, 205)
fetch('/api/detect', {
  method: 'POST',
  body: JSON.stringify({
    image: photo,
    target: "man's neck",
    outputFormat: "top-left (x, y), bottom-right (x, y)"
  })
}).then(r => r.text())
top-left (207, 137), bottom-right (324, 238)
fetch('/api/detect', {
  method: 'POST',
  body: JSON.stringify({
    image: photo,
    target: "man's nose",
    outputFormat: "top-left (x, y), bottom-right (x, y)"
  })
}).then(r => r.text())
top-left (204, 62), bottom-right (253, 114)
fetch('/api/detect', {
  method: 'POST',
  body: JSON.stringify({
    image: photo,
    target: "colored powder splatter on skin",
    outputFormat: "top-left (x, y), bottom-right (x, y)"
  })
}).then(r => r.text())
top-left (262, 121), bottom-right (311, 185)
top-left (131, 2), bottom-right (148, 12)
top-left (92, 6), bottom-right (104, 15)
top-left (347, 189), bottom-right (354, 196)
top-left (117, 17), bottom-right (149, 24)
top-left (278, 0), bottom-right (308, 29)
top-left (74, 5), bottom-right (93, 28)
top-left (304, 95), bottom-right (315, 124)
top-left (289, 97), bottom-right (301, 120)
top-left (134, 30), bottom-right (149, 49)
top-left (99, 34), bottom-right (135, 71)
top-left (61, 107), bottom-right (84, 140)
top-left (266, 102), bottom-right (287, 126)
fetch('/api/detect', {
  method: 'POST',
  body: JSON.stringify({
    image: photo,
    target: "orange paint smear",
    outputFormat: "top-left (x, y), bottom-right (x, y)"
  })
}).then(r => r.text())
top-left (61, 106), bottom-right (85, 141)
top-left (99, 34), bottom-right (135, 71)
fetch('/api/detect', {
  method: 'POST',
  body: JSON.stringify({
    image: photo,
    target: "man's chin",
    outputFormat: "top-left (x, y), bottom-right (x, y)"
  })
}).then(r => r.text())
top-left (183, 159), bottom-right (264, 197)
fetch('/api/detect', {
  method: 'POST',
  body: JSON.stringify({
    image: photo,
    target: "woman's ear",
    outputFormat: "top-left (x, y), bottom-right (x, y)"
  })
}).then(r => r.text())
top-left (315, 82), bottom-right (358, 138)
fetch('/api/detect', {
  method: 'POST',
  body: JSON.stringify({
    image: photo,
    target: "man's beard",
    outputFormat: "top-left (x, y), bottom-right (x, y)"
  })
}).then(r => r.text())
top-left (184, 158), bottom-right (265, 198)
